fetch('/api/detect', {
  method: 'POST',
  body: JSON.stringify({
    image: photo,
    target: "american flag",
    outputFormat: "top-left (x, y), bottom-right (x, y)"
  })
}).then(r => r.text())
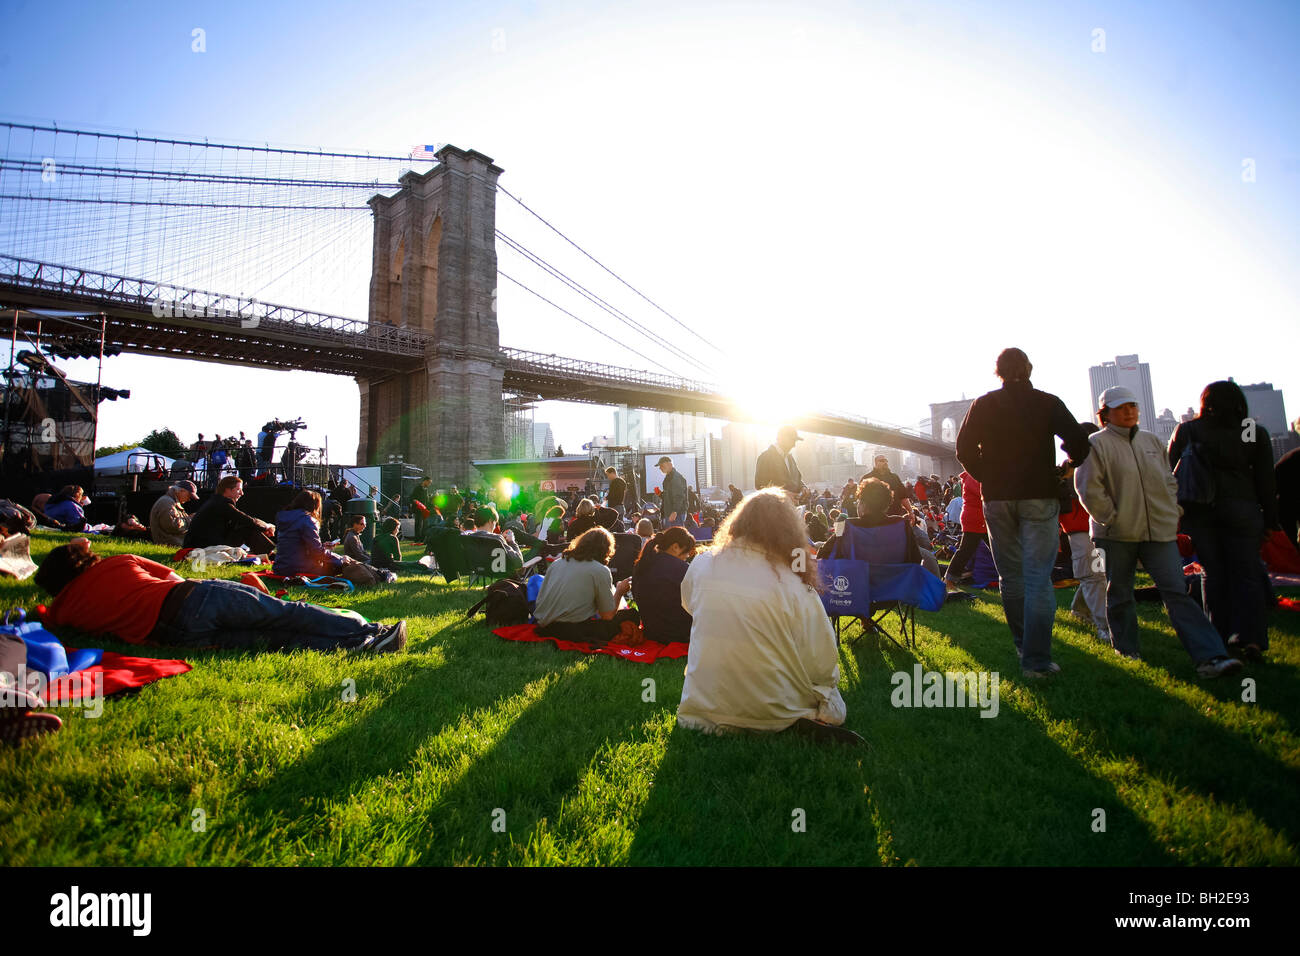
top-left (409, 144), bottom-right (442, 160)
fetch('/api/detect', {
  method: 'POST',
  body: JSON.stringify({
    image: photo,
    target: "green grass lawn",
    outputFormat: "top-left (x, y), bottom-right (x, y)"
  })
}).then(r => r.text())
top-left (2, 530), bottom-right (1298, 866)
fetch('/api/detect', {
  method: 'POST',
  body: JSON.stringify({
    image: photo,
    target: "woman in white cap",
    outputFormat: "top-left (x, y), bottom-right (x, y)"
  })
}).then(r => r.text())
top-left (1073, 386), bottom-right (1241, 678)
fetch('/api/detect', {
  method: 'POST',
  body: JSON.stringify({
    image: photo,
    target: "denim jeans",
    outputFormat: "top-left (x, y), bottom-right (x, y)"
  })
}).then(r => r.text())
top-left (982, 498), bottom-right (1060, 671)
top-left (1182, 498), bottom-right (1270, 650)
top-left (1094, 538), bottom-right (1228, 662)
top-left (153, 579), bottom-right (382, 651)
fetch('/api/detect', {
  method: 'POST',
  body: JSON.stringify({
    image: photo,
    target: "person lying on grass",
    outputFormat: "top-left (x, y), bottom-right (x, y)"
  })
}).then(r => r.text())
top-left (533, 526), bottom-right (642, 646)
top-left (677, 489), bottom-right (864, 746)
top-left (34, 538), bottom-right (407, 653)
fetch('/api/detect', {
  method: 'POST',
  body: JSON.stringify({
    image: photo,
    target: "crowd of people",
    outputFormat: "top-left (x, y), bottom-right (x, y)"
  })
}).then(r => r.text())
top-left (6, 345), bottom-right (1298, 749)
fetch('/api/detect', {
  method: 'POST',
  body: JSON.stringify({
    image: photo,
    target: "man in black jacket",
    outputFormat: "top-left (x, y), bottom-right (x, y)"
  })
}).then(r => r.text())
top-left (957, 347), bottom-right (1091, 678)
top-left (754, 425), bottom-right (806, 496)
top-left (604, 466), bottom-right (626, 518)
top-left (183, 476), bottom-right (276, 554)
top-left (864, 455), bottom-right (911, 515)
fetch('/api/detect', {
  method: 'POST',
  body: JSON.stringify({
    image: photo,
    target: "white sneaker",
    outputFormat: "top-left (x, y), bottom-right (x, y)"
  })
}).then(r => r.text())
top-left (1196, 656), bottom-right (1243, 679)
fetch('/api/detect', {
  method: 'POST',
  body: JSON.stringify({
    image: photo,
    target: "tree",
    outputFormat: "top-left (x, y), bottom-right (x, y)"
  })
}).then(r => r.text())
top-left (94, 441), bottom-right (138, 459)
top-left (140, 428), bottom-right (187, 459)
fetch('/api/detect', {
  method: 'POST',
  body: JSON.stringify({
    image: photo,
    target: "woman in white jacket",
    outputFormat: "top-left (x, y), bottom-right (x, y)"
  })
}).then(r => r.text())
top-left (677, 489), bottom-right (863, 745)
top-left (1073, 387), bottom-right (1241, 678)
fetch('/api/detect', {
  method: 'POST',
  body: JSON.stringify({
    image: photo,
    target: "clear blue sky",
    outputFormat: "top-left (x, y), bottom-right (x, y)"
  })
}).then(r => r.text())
top-left (2, 0), bottom-right (1297, 456)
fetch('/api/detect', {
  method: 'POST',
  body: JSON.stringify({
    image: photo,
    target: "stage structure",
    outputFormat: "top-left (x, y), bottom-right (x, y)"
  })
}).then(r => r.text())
top-left (0, 309), bottom-right (131, 502)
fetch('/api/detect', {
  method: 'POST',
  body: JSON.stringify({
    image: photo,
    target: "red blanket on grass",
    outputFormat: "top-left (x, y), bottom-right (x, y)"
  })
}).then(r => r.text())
top-left (492, 623), bottom-right (689, 663)
top-left (45, 650), bottom-right (192, 706)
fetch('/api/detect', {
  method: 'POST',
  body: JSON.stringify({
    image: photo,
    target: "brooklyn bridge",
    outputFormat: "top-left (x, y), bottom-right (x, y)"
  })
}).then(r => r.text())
top-left (0, 124), bottom-right (956, 484)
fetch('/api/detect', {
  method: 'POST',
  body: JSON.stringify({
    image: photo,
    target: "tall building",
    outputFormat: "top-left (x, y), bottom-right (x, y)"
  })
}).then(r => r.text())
top-left (719, 422), bottom-right (762, 491)
top-left (1089, 354), bottom-right (1157, 428)
top-left (656, 411), bottom-right (708, 449)
top-left (613, 405), bottom-right (644, 448)
top-left (1152, 408), bottom-right (1179, 445)
top-left (1240, 382), bottom-right (1292, 461)
top-left (684, 434), bottom-right (723, 488)
top-left (531, 422), bottom-right (555, 459)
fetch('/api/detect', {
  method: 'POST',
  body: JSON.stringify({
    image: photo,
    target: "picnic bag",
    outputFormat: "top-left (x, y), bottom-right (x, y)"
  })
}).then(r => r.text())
top-left (467, 578), bottom-right (530, 629)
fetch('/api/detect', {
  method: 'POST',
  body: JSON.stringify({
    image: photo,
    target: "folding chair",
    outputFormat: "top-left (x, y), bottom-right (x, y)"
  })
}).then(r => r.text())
top-left (609, 532), bottom-right (644, 582)
top-left (821, 522), bottom-right (945, 650)
top-left (461, 534), bottom-right (523, 588)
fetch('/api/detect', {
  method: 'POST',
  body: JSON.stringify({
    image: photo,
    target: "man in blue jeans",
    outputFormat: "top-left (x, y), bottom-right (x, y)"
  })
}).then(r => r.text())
top-left (957, 348), bottom-right (1092, 677)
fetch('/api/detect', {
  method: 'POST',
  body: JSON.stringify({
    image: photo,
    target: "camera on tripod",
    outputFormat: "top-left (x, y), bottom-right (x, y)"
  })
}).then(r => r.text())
top-left (266, 417), bottom-right (307, 435)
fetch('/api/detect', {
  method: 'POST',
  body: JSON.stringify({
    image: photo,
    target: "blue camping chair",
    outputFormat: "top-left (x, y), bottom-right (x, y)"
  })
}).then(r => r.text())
top-left (689, 525), bottom-right (714, 543)
top-left (819, 522), bottom-right (946, 649)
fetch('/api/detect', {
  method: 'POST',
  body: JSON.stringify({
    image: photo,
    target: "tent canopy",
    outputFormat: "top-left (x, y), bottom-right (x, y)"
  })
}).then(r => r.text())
top-left (93, 447), bottom-right (176, 477)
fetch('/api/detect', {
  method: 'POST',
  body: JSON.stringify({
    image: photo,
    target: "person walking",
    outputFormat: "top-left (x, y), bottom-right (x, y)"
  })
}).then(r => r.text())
top-left (956, 347), bottom-right (1091, 677)
top-left (657, 456), bottom-right (690, 528)
top-left (1168, 380), bottom-right (1279, 659)
top-left (1076, 387), bottom-right (1241, 677)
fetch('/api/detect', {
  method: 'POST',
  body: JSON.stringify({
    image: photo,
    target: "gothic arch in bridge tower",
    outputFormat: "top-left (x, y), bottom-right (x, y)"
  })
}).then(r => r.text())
top-left (359, 146), bottom-right (504, 486)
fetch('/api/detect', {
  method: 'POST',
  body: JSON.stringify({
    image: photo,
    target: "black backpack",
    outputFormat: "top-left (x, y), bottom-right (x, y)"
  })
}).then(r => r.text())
top-left (467, 578), bottom-right (529, 629)
top-left (1173, 426), bottom-right (1216, 506)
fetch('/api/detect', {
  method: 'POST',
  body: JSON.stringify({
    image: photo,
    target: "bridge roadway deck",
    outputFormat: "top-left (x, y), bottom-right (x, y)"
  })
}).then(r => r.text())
top-left (1, 259), bottom-right (955, 459)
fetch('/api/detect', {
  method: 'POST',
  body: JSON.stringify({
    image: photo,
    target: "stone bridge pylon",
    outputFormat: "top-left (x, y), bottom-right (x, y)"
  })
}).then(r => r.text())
top-left (358, 145), bottom-right (505, 486)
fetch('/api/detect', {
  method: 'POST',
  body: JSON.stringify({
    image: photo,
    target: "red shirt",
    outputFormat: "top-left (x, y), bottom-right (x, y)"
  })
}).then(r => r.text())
top-left (1059, 498), bottom-right (1090, 534)
top-left (45, 554), bottom-right (184, 644)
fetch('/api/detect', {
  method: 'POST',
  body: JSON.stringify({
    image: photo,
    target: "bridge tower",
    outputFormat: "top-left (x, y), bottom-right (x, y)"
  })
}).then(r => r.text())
top-left (359, 145), bottom-right (505, 487)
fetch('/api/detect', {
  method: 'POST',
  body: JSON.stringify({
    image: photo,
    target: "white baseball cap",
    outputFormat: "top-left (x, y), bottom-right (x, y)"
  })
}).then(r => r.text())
top-left (1098, 385), bottom-right (1139, 410)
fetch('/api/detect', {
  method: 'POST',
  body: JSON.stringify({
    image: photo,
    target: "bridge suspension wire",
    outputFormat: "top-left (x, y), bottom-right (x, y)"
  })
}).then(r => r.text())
top-left (496, 230), bottom-right (717, 380)
top-left (495, 183), bottom-right (725, 357)
top-left (497, 269), bottom-right (682, 378)
top-left (0, 121), bottom-right (421, 318)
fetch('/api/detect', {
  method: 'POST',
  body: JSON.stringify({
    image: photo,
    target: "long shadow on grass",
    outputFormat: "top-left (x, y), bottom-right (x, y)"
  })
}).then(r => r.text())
top-left (412, 654), bottom-right (654, 865)
top-left (938, 594), bottom-right (1300, 862)
top-left (233, 614), bottom-right (552, 838)
top-left (626, 723), bottom-right (882, 866)
top-left (833, 600), bottom-right (1172, 865)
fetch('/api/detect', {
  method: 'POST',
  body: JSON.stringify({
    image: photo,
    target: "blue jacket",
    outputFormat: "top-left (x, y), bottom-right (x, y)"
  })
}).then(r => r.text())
top-left (44, 497), bottom-right (86, 528)
top-left (272, 509), bottom-right (342, 576)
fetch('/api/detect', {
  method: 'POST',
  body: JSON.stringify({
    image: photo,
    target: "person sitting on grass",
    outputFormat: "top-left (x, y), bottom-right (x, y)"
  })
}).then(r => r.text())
top-left (43, 486), bottom-right (89, 532)
top-left (35, 537), bottom-right (406, 653)
top-left (184, 476), bottom-right (275, 555)
top-left (371, 516), bottom-right (432, 574)
top-left (342, 514), bottom-right (371, 563)
top-left (631, 526), bottom-right (696, 644)
top-left (273, 490), bottom-right (353, 579)
top-left (677, 489), bottom-right (862, 745)
top-left (533, 526), bottom-right (641, 645)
